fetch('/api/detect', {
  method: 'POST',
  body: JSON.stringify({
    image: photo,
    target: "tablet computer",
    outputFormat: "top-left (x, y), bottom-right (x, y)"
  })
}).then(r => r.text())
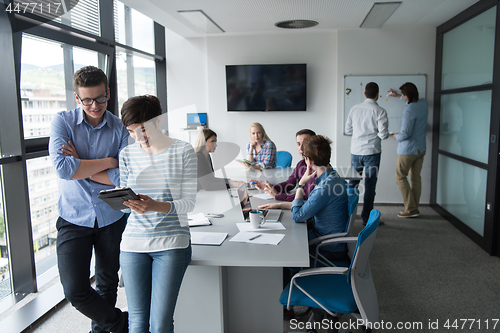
top-left (98, 187), bottom-right (140, 210)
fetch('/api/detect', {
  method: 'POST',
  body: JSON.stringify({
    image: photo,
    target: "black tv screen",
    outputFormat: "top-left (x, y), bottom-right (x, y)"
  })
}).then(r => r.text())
top-left (226, 64), bottom-right (306, 111)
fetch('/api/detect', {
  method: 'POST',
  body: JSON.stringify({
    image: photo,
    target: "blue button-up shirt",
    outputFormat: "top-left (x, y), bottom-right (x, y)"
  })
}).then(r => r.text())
top-left (291, 167), bottom-right (348, 253)
top-left (395, 98), bottom-right (428, 155)
top-left (49, 108), bottom-right (129, 228)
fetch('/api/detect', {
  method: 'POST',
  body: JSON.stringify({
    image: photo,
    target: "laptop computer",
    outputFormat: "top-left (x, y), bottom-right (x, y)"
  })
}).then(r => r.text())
top-left (185, 113), bottom-right (208, 129)
top-left (236, 183), bottom-right (282, 222)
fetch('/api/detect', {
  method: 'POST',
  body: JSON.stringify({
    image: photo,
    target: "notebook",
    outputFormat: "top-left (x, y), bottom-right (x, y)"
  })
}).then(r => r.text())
top-left (236, 183), bottom-right (282, 222)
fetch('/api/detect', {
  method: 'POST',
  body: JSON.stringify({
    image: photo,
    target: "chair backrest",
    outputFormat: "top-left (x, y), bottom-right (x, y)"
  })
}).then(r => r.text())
top-left (345, 187), bottom-right (360, 255)
top-left (276, 151), bottom-right (293, 168)
top-left (348, 209), bottom-right (380, 325)
top-left (345, 188), bottom-right (359, 234)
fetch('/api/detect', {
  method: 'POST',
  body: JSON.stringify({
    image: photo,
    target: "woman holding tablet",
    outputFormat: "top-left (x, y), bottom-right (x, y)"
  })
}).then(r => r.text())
top-left (119, 95), bottom-right (196, 333)
top-left (239, 122), bottom-right (277, 169)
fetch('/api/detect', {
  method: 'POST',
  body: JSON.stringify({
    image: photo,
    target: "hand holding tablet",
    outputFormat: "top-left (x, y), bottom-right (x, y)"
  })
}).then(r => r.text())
top-left (98, 187), bottom-right (140, 210)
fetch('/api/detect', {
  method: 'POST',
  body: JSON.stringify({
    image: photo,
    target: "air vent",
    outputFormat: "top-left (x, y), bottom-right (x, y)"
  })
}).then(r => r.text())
top-left (275, 20), bottom-right (318, 29)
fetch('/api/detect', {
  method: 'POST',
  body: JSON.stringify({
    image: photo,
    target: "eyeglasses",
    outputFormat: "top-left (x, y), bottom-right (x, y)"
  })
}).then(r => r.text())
top-left (77, 93), bottom-right (108, 106)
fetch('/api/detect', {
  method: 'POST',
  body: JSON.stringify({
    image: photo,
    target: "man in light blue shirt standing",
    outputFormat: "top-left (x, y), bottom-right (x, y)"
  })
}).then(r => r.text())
top-left (388, 82), bottom-right (428, 218)
top-left (49, 66), bottom-right (129, 333)
top-left (345, 82), bottom-right (389, 225)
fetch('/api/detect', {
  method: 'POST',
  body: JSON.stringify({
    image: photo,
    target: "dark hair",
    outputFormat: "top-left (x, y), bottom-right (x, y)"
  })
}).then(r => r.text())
top-left (72, 66), bottom-right (108, 92)
top-left (121, 95), bottom-right (162, 127)
top-left (399, 82), bottom-right (419, 103)
top-left (295, 129), bottom-right (316, 137)
top-left (194, 128), bottom-right (217, 153)
top-left (365, 82), bottom-right (379, 99)
top-left (302, 135), bottom-right (332, 167)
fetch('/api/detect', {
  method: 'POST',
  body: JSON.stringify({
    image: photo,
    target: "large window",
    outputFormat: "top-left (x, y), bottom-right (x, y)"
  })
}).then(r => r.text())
top-left (116, 51), bottom-right (156, 111)
top-left (20, 35), bottom-right (103, 139)
top-left (114, 0), bottom-right (157, 113)
top-left (114, 1), bottom-right (154, 54)
top-left (26, 157), bottom-right (59, 281)
top-left (0, 0), bottom-right (166, 322)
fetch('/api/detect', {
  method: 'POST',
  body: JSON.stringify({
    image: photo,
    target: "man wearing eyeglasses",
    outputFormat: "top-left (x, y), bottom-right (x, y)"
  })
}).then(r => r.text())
top-left (49, 66), bottom-right (129, 333)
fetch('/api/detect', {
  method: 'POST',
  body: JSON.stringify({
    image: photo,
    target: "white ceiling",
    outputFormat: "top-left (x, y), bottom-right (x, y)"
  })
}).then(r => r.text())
top-left (122, 0), bottom-right (480, 38)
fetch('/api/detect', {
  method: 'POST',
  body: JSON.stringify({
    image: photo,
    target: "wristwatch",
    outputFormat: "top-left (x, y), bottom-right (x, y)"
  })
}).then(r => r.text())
top-left (297, 184), bottom-right (305, 189)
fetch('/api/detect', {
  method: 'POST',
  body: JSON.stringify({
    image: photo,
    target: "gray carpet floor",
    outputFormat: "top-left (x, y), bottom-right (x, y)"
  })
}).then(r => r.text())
top-left (26, 205), bottom-right (500, 333)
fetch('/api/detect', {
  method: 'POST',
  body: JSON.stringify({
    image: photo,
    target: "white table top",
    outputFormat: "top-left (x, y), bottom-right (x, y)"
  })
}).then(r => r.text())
top-left (189, 189), bottom-right (310, 267)
top-left (216, 165), bottom-right (362, 181)
top-left (214, 166), bottom-right (294, 183)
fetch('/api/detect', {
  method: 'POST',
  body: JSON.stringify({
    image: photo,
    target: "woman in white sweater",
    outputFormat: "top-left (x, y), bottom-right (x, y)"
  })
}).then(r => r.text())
top-left (119, 95), bottom-right (197, 333)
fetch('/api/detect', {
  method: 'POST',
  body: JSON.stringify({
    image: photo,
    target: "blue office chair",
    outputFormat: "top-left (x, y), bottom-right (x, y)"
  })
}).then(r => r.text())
top-left (276, 151), bottom-right (292, 168)
top-left (309, 187), bottom-right (359, 267)
top-left (280, 209), bottom-right (380, 332)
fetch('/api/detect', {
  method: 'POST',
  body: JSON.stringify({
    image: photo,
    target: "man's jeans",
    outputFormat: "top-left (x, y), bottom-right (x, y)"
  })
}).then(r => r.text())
top-left (56, 215), bottom-right (127, 333)
top-left (349, 153), bottom-right (381, 224)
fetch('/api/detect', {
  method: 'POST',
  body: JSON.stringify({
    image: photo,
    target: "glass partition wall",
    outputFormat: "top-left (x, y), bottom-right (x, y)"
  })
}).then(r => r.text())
top-left (433, 0), bottom-right (500, 255)
top-left (0, 0), bottom-right (166, 322)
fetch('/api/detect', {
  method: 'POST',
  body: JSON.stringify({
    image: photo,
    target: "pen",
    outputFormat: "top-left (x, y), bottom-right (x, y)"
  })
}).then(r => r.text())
top-left (249, 234), bottom-right (262, 241)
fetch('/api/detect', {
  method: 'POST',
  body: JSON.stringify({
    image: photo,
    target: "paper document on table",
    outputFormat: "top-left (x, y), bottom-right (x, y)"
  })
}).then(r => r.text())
top-left (252, 193), bottom-right (274, 200)
top-left (236, 222), bottom-right (285, 232)
top-left (230, 232), bottom-right (285, 245)
top-left (190, 232), bottom-right (228, 245)
top-left (187, 212), bottom-right (212, 227)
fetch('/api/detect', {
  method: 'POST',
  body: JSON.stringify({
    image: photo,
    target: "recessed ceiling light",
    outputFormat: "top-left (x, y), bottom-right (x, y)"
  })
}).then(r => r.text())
top-left (275, 20), bottom-right (319, 29)
top-left (360, 2), bottom-right (402, 28)
top-left (177, 10), bottom-right (224, 33)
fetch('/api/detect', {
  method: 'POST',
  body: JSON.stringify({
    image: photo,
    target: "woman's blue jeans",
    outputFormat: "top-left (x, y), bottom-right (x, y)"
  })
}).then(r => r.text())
top-left (120, 245), bottom-right (192, 333)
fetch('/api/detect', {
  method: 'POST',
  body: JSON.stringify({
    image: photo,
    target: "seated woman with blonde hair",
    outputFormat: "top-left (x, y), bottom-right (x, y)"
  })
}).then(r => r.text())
top-left (239, 122), bottom-right (277, 170)
top-left (195, 128), bottom-right (243, 191)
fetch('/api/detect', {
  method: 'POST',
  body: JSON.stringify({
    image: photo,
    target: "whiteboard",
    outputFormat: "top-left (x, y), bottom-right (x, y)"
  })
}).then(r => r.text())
top-left (344, 74), bottom-right (426, 134)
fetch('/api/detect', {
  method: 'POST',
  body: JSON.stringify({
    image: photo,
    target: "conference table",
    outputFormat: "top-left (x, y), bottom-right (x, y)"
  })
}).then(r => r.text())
top-left (214, 165), bottom-right (362, 182)
top-left (174, 166), bottom-right (361, 332)
top-left (174, 168), bottom-right (309, 333)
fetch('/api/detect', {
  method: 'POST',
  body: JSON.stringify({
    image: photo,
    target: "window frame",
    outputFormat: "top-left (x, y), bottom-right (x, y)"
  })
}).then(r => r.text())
top-left (0, 0), bottom-right (167, 325)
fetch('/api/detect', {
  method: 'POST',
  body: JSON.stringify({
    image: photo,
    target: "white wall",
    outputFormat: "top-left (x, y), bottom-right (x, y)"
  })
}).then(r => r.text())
top-left (166, 27), bottom-right (436, 204)
top-left (206, 31), bottom-right (338, 163)
top-left (166, 31), bottom-right (208, 143)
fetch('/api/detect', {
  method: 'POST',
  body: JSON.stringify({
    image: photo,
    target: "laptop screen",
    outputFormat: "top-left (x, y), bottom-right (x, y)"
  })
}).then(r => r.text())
top-left (187, 113), bottom-right (207, 127)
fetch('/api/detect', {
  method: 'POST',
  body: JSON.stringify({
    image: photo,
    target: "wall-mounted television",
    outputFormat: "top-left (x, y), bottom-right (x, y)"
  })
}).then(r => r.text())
top-left (226, 64), bottom-right (306, 111)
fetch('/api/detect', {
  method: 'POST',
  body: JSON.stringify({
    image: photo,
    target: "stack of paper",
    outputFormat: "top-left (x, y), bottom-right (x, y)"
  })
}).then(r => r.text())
top-left (188, 212), bottom-right (212, 227)
top-left (230, 232), bottom-right (285, 245)
top-left (252, 193), bottom-right (274, 200)
top-left (191, 232), bottom-right (228, 246)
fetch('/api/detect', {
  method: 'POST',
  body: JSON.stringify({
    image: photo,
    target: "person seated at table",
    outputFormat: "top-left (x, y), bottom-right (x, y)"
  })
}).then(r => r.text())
top-left (194, 128), bottom-right (243, 191)
top-left (255, 129), bottom-right (317, 210)
top-left (238, 122), bottom-right (277, 170)
top-left (291, 135), bottom-right (349, 262)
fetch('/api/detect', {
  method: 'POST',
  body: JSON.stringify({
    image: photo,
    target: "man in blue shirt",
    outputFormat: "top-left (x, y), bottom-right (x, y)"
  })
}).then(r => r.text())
top-left (49, 66), bottom-right (129, 333)
top-left (388, 82), bottom-right (429, 218)
top-left (291, 135), bottom-right (348, 261)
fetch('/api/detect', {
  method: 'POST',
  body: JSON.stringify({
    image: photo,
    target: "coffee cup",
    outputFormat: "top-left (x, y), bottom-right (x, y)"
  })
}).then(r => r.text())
top-left (249, 210), bottom-right (266, 229)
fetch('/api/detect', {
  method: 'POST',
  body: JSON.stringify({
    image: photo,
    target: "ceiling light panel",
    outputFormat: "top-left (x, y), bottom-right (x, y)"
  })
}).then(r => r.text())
top-left (360, 2), bottom-right (402, 28)
top-left (177, 10), bottom-right (225, 33)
